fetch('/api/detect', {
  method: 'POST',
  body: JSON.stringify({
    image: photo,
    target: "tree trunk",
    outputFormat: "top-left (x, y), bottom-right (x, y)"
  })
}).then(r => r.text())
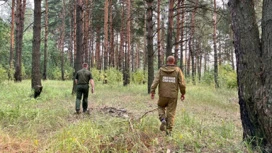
top-left (161, 12), bottom-right (165, 66)
top-left (146, 0), bottom-right (154, 93)
top-left (83, 0), bottom-right (90, 64)
top-left (72, 0), bottom-right (83, 94)
top-left (32, 0), bottom-right (43, 98)
top-left (189, 0), bottom-right (198, 85)
top-left (166, 0), bottom-right (174, 59)
top-left (73, 1), bottom-right (77, 64)
top-left (103, 0), bottom-right (109, 70)
top-left (229, 0), bottom-right (272, 151)
top-left (14, 0), bottom-right (26, 82)
top-left (61, 0), bottom-right (66, 81)
top-left (123, 0), bottom-right (131, 86)
top-left (96, 27), bottom-right (101, 70)
top-left (157, 0), bottom-right (162, 69)
top-left (43, 0), bottom-right (48, 80)
top-left (175, 0), bottom-right (181, 65)
top-left (143, 12), bottom-right (147, 73)
top-left (109, 0), bottom-right (114, 67)
top-left (9, 0), bottom-right (15, 80)
top-left (213, 0), bottom-right (219, 88)
top-left (179, 0), bottom-right (185, 71)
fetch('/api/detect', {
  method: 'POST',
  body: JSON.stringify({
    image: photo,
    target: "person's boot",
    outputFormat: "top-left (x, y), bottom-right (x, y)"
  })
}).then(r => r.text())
top-left (160, 119), bottom-right (166, 131)
top-left (166, 130), bottom-right (172, 136)
top-left (76, 109), bottom-right (80, 114)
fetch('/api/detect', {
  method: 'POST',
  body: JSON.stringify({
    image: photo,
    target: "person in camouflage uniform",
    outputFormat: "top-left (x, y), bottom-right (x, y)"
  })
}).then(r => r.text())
top-left (150, 56), bottom-right (186, 135)
top-left (75, 63), bottom-right (95, 114)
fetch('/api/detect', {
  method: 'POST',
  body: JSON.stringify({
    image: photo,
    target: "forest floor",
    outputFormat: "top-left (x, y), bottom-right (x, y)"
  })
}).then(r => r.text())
top-left (0, 80), bottom-right (250, 153)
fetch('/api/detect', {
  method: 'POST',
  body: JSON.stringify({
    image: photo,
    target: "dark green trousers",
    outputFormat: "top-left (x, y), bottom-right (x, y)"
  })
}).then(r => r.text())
top-left (75, 84), bottom-right (89, 111)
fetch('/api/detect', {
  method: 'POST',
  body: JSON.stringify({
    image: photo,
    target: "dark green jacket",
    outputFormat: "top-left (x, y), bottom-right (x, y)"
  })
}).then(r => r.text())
top-left (75, 68), bottom-right (93, 84)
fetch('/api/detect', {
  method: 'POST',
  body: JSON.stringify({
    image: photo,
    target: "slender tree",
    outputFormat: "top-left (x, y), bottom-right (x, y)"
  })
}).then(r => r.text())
top-left (166, 0), bottom-right (174, 58)
top-left (213, 0), bottom-right (219, 88)
top-left (32, 0), bottom-right (43, 98)
top-left (72, 0), bottom-right (84, 94)
top-left (179, 0), bottom-right (185, 71)
top-left (157, 0), bottom-right (162, 69)
top-left (14, 0), bottom-right (26, 82)
top-left (60, 0), bottom-right (66, 81)
top-left (109, 0), bottom-right (114, 67)
top-left (43, 0), bottom-right (48, 80)
top-left (175, 0), bottom-right (181, 64)
top-left (103, 0), bottom-right (109, 70)
top-left (9, 0), bottom-right (15, 80)
top-left (189, 0), bottom-right (198, 85)
top-left (123, 0), bottom-right (131, 86)
top-left (83, 0), bottom-right (90, 64)
top-left (146, 0), bottom-right (154, 93)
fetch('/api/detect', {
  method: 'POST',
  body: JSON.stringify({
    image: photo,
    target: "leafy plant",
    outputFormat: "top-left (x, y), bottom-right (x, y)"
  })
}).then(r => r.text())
top-left (131, 70), bottom-right (146, 84)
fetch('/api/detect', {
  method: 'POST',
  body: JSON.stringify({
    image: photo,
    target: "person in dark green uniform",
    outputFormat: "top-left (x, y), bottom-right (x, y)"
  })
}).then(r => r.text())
top-left (150, 56), bottom-right (186, 135)
top-left (75, 63), bottom-right (95, 114)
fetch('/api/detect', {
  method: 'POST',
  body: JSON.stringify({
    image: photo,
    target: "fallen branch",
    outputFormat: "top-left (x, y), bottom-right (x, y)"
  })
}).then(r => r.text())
top-left (128, 118), bottom-right (134, 132)
top-left (135, 108), bottom-right (158, 122)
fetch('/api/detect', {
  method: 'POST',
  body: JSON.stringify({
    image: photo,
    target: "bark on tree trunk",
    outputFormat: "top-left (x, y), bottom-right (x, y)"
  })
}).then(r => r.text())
top-left (9, 0), bottom-right (15, 80)
top-left (123, 0), bottom-right (131, 86)
top-left (108, 0), bottom-right (114, 67)
top-left (166, 0), bottom-right (174, 59)
top-left (229, 0), bottom-right (272, 151)
top-left (103, 0), bottom-right (109, 70)
top-left (175, 0), bottom-right (181, 65)
top-left (157, 0), bottom-right (162, 69)
top-left (61, 0), bottom-right (66, 81)
top-left (95, 27), bottom-right (101, 70)
top-left (43, 0), bottom-right (48, 80)
top-left (32, 0), bottom-right (43, 98)
top-left (72, 0), bottom-right (83, 94)
top-left (213, 0), bottom-right (219, 88)
top-left (179, 0), bottom-right (185, 71)
top-left (146, 0), bottom-right (154, 93)
top-left (14, 0), bottom-right (26, 82)
top-left (189, 0), bottom-right (198, 85)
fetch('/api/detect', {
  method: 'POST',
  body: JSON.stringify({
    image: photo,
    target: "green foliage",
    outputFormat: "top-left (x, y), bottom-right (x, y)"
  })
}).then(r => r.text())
top-left (0, 65), bottom-right (8, 83)
top-left (22, 32), bottom-right (33, 78)
top-left (90, 68), bottom-right (102, 81)
top-left (218, 65), bottom-right (237, 89)
top-left (131, 70), bottom-right (146, 84)
top-left (0, 18), bottom-right (10, 66)
top-left (201, 64), bottom-right (237, 89)
top-left (90, 68), bottom-right (123, 84)
top-left (202, 71), bottom-right (214, 85)
top-left (105, 68), bottom-right (123, 83)
top-left (48, 66), bottom-right (74, 80)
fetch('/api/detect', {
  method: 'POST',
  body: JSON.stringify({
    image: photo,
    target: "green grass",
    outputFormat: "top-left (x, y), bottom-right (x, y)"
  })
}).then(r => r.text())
top-left (0, 80), bottom-right (247, 152)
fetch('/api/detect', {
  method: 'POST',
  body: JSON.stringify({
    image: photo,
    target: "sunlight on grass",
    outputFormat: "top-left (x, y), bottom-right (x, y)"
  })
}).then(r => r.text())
top-left (0, 80), bottom-right (246, 152)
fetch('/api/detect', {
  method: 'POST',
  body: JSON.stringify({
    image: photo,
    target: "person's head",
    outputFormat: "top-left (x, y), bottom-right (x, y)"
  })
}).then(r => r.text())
top-left (167, 56), bottom-right (175, 65)
top-left (82, 63), bottom-right (88, 69)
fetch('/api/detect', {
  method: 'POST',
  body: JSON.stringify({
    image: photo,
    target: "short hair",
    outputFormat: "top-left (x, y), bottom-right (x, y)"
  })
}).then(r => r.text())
top-left (82, 63), bottom-right (88, 67)
top-left (167, 56), bottom-right (175, 63)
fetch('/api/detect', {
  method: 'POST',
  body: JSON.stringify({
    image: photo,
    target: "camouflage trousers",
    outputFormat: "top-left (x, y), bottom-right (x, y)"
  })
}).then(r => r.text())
top-left (75, 84), bottom-right (89, 112)
top-left (157, 96), bottom-right (178, 131)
